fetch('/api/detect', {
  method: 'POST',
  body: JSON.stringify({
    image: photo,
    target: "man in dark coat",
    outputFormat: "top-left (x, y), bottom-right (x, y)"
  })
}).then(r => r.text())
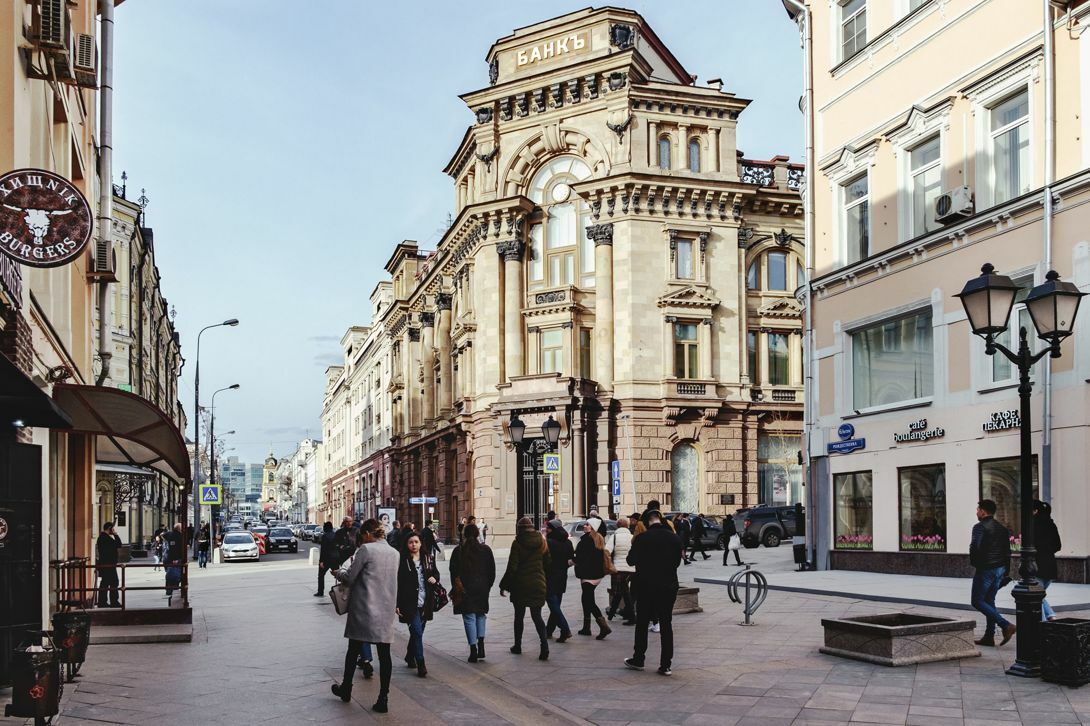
top-left (969, 499), bottom-right (1015, 646)
top-left (333, 517), bottom-right (356, 567)
top-left (722, 514), bottom-right (745, 566)
top-left (163, 523), bottom-right (184, 564)
top-left (96, 522), bottom-right (123, 608)
top-left (420, 523), bottom-right (439, 557)
top-left (316, 521), bottom-right (338, 597)
top-left (625, 510), bottom-right (682, 675)
top-left (675, 513), bottom-right (692, 565)
top-left (544, 520), bottom-right (575, 641)
top-left (1034, 500), bottom-right (1062, 621)
top-left (688, 514), bottom-right (710, 562)
top-left (387, 521), bottom-right (402, 551)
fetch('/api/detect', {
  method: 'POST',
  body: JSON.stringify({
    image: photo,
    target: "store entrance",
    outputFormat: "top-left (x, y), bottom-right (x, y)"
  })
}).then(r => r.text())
top-left (0, 441), bottom-right (42, 685)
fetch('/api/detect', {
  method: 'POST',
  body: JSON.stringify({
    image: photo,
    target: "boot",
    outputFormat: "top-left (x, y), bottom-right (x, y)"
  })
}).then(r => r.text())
top-left (477, 638), bottom-right (486, 660)
top-left (361, 660), bottom-right (374, 679)
top-left (416, 659), bottom-right (427, 678)
top-left (372, 694), bottom-right (388, 713)
top-left (539, 640), bottom-right (549, 661)
top-left (509, 642), bottom-right (522, 654)
top-left (331, 682), bottom-right (351, 702)
top-left (556, 629), bottom-right (572, 643)
top-left (468, 644), bottom-right (479, 663)
top-left (578, 616), bottom-right (592, 636)
top-left (595, 614), bottom-right (612, 640)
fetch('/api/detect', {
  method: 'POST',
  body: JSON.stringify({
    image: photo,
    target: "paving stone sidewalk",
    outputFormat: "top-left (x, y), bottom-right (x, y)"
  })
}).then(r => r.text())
top-left (2, 548), bottom-right (1089, 725)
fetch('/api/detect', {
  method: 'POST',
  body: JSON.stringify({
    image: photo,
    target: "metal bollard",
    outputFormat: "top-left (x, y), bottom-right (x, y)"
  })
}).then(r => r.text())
top-left (726, 565), bottom-right (768, 626)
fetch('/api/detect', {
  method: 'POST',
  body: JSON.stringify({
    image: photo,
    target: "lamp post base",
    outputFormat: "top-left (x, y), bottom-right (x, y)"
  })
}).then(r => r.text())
top-left (1005, 579), bottom-right (1046, 678)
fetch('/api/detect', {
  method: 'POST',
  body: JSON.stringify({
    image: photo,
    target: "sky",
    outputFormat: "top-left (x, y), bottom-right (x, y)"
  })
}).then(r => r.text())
top-left (111, 1), bottom-right (802, 465)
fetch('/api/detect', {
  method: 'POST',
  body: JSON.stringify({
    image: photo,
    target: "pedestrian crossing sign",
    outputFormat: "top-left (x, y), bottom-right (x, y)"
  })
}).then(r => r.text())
top-left (543, 453), bottom-right (560, 474)
top-left (200, 484), bottom-right (221, 505)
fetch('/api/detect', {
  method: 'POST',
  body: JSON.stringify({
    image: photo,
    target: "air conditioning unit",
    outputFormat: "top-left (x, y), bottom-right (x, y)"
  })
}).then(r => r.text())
top-left (934, 186), bottom-right (974, 224)
top-left (73, 33), bottom-right (97, 88)
top-left (33, 0), bottom-right (68, 50)
top-left (88, 238), bottom-right (117, 282)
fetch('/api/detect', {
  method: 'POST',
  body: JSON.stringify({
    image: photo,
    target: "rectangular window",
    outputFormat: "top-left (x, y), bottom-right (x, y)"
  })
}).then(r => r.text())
top-left (852, 309), bottom-right (933, 409)
top-left (673, 323), bottom-right (699, 379)
top-left (747, 330), bottom-right (759, 385)
top-left (991, 277), bottom-right (1034, 384)
top-left (841, 0), bottom-right (867, 60)
top-left (768, 333), bottom-right (789, 385)
top-left (580, 209), bottom-right (594, 286)
top-left (991, 90), bottom-right (1030, 205)
top-left (979, 456), bottom-right (1038, 543)
top-left (675, 239), bottom-right (694, 279)
top-left (541, 329), bottom-right (564, 374)
top-left (529, 224), bottom-right (544, 283)
top-left (909, 136), bottom-right (941, 237)
top-left (758, 434), bottom-right (802, 506)
top-left (843, 175), bottom-right (869, 263)
top-left (579, 328), bottom-right (592, 379)
top-left (898, 464), bottom-right (946, 551)
top-left (834, 471), bottom-right (873, 550)
top-left (767, 251), bottom-right (787, 291)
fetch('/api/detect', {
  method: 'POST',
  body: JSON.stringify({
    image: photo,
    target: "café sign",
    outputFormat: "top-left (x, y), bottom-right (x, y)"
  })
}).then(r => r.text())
top-left (983, 409), bottom-right (1020, 433)
top-left (894, 418), bottom-right (945, 444)
top-left (0, 168), bottom-right (93, 268)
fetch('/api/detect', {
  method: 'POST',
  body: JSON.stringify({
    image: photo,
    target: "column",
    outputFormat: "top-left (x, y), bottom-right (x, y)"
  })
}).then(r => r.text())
top-left (498, 240), bottom-right (525, 379)
top-left (572, 414), bottom-right (584, 518)
top-left (677, 123), bottom-right (689, 171)
top-left (663, 315), bottom-right (676, 378)
top-left (408, 327), bottom-right (422, 430)
top-left (648, 120), bottom-right (658, 167)
top-left (436, 294), bottom-right (453, 416)
top-left (710, 127), bottom-right (721, 172)
top-left (700, 318), bottom-right (713, 380)
top-left (588, 223), bottom-right (614, 390)
top-left (420, 312), bottom-right (436, 423)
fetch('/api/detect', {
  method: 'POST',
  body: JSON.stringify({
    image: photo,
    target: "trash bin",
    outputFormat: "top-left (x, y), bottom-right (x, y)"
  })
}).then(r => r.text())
top-left (1041, 618), bottom-right (1090, 687)
top-left (52, 611), bottom-right (91, 665)
top-left (4, 644), bottom-right (61, 721)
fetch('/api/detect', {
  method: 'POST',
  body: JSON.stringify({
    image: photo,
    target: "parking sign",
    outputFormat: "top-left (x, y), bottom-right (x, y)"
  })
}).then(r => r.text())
top-left (611, 460), bottom-right (621, 498)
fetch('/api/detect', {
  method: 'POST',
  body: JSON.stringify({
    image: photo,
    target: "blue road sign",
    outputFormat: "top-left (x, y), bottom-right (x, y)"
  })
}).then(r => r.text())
top-left (200, 484), bottom-right (221, 505)
top-left (827, 438), bottom-right (866, 455)
top-left (410, 496), bottom-right (439, 505)
top-left (543, 453), bottom-right (560, 474)
top-left (611, 460), bottom-right (621, 497)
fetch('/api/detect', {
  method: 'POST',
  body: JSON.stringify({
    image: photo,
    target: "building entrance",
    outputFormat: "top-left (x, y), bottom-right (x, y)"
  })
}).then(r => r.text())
top-left (0, 441), bottom-right (42, 685)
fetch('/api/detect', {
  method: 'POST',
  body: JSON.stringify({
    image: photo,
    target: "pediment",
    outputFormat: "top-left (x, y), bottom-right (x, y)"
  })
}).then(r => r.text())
top-left (657, 286), bottom-right (719, 309)
top-left (756, 297), bottom-right (803, 318)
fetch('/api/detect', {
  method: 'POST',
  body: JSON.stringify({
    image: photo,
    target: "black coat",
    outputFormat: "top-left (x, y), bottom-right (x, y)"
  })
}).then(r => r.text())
top-left (449, 543), bottom-right (495, 614)
top-left (691, 517), bottom-right (706, 539)
top-left (387, 529), bottom-right (401, 551)
top-left (970, 516), bottom-right (1011, 571)
top-left (163, 530), bottom-right (183, 563)
top-left (1035, 514), bottom-right (1062, 581)
top-left (573, 534), bottom-right (606, 580)
top-left (723, 516), bottom-right (738, 538)
top-left (396, 553), bottom-right (440, 622)
top-left (627, 522), bottom-right (682, 588)
top-left (96, 532), bottom-right (122, 566)
top-left (318, 530), bottom-right (338, 566)
top-left (675, 517), bottom-right (692, 544)
top-left (420, 527), bottom-right (439, 555)
top-left (546, 535), bottom-right (575, 596)
top-left (333, 526), bottom-right (355, 567)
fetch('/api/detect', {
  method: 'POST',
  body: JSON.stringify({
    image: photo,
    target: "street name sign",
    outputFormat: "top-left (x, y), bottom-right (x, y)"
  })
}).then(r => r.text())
top-left (409, 496), bottom-right (439, 505)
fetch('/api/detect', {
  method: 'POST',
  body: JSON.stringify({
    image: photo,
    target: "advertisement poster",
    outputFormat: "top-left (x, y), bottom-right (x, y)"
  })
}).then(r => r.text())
top-left (377, 508), bottom-right (396, 531)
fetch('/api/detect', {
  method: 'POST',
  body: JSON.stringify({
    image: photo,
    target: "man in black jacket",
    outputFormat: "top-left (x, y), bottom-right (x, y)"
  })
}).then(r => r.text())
top-left (624, 510), bottom-right (682, 676)
top-left (315, 521), bottom-right (338, 597)
top-left (970, 499), bottom-right (1015, 646)
top-left (96, 522), bottom-right (123, 608)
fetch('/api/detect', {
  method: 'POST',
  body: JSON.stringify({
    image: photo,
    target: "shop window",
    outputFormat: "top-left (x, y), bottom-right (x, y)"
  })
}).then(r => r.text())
top-left (767, 333), bottom-right (789, 385)
top-left (843, 174), bottom-right (869, 263)
top-left (758, 434), bottom-right (802, 505)
top-left (898, 464), bottom-right (946, 551)
top-left (852, 309), bottom-right (933, 409)
top-left (979, 456), bottom-right (1038, 543)
top-left (688, 138), bottom-right (701, 172)
top-left (768, 251), bottom-right (787, 291)
top-left (675, 238), bottom-right (694, 279)
top-left (834, 471), bottom-right (873, 549)
top-left (747, 330), bottom-right (759, 384)
top-left (541, 329), bottom-right (564, 374)
top-left (673, 323), bottom-right (699, 379)
top-left (659, 136), bottom-right (671, 170)
top-left (990, 89), bottom-right (1030, 205)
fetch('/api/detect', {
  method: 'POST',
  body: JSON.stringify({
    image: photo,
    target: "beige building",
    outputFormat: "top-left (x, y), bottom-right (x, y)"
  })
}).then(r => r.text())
top-left (791, 0), bottom-right (1090, 579)
top-left (361, 7), bottom-right (804, 543)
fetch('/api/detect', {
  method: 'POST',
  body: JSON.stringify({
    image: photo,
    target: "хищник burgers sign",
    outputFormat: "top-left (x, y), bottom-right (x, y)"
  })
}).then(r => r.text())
top-left (0, 169), bottom-right (93, 268)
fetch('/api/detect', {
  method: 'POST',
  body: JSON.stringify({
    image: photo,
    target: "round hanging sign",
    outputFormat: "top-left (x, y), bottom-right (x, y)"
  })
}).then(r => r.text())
top-left (0, 517), bottom-right (8, 541)
top-left (0, 168), bottom-right (93, 268)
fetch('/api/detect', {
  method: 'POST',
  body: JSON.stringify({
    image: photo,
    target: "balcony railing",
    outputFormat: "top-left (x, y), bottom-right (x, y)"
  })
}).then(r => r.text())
top-left (676, 382), bottom-right (707, 396)
top-left (771, 389), bottom-right (797, 402)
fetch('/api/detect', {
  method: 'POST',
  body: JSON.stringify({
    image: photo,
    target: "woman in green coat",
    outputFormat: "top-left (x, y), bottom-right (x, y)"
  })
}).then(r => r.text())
top-left (499, 516), bottom-right (552, 660)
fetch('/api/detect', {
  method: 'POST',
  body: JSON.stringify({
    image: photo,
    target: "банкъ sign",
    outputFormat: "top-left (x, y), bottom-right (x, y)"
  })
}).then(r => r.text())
top-left (516, 31), bottom-right (589, 68)
top-left (894, 418), bottom-right (945, 443)
top-left (0, 169), bottom-right (93, 268)
top-left (983, 410), bottom-right (1020, 432)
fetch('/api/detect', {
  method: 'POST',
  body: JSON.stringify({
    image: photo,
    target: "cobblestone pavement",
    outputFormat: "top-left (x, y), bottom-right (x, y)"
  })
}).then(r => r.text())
top-left (3, 546), bottom-right (1090, 725)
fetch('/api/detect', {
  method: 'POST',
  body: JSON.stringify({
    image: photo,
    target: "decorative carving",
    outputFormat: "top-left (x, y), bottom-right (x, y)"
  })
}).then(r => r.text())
top-left (533, 89), bottom-right (546, 113)
top-left (419, 311), bottom-right (435, 327)
top-left (737, 226), bottom-right (755, 248)
top-left (590, 199), bottom-right (602, 219)
top-left (516, 93), bottom-right (529, 117)
top-left (698, 231), bottom-right (709, 253)
top-left (435, 292), bottom-right (453, 311)
top-left (476, 106), bottom-right (493, 124)
top-left (606, 113), bottom-right (632, 142)
top-left (668, 229), bottom-right (679, 251)
top-left (608, 71), bottom-right (627, 91)
top-left (408, 328), bottom-right (421, 342)
top-left (499, 97), bottom-right (512, 121)
top-left (497, 239), bottom-right (525, 261)
top-left (621, 194), bottom-right (630, 214)
top-left (475, 146), bottom-right (499, 170)
top-left (584, 74), bottom-right (599, 99)
top-left (606, 196), bottom-right (616, 217)
top-left (632, 190), bottom-right (641, 213)
top-left (560, 321), bottom-right (574, 329)
top-left (566, 78), bottom-right (580, 103)
top-left (664, 315), bottom-right (678, 323)
top-left (740, 162), bottom-right (775, 187)
top-left (787, 167), bottom-right (804, 191)
top-left (609, 23), bottom-right (636, 50)
top-left (775, 228), bottom-right (797, 246)
top-left (534, 290), bottom-right (567, 305)
top-left (550, 83), bottom-right (563, 108)
top-left (586, 223), bottom-right (614, 246)
top-left (488, 57), bottom-right (499, 86)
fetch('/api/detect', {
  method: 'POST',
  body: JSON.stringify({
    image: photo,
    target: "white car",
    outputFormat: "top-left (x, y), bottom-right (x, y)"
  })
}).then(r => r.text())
top-left (221, 532), bottom-right (260, 562)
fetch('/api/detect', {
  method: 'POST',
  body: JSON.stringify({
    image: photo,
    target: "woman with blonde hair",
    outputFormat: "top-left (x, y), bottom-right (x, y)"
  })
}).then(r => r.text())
top-left (499, 516), bottom-right (552, 660)
top-left (573, 517), bottom-right (612, 639)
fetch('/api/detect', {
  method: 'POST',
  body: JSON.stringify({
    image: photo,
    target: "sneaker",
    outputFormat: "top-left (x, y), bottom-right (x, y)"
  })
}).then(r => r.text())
top-left (649, 622), bottom-right (660, 633)
top-left (623, 657), bottom-right (644, 670)
top-left (657, 666), bottom-right (673, 676)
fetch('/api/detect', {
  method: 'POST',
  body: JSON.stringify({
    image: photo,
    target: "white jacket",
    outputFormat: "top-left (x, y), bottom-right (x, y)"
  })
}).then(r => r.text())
top-left (608, 528), bottom-right (634, 573)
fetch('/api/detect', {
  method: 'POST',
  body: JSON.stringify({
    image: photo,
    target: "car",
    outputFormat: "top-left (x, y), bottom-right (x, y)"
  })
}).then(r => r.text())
top-left (221, 532), bottom-right (260, 562)
top-left (567, 519), bottom-right (618, 542)
top-left (266, 527), bottom-right (298, 553)
top-left (664, 512), bottom-right (725, 548)
top-left (250, 525), bottom-right (269, 539)
top-left (218, 524), bottom-right (243, 544)
top-left (735, 505), bottom-right (803, 549)
top-left (303, 524), bottom-right (322, 541)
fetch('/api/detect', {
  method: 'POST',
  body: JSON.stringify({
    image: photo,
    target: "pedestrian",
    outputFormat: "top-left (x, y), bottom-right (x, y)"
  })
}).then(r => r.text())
top-left (606, 516), bottom-right (635, 625)
top-left (95, 522), bottom-right (123, 608)
top-left (675, 513), bottom-right (693, 565)
top-left (544, 518), bottom-right (575, 642)
top-left (396, 531), bottom-right (440, 677)
top-left (722, 513), bottom-right (745, 566)
top-left (480, 520), bottom-right (489, 544)
top-left (420, 522), bottom-right (440, 557)
top-left (634, 500), bottom-right (673, 633)
top-left (152, 534), bottom-right (163, 571)
top-left (499, 516), bottom-right (551, 660)
top-left (197, 524), bottom-right (211, 569)
top-left (449, 523), bottom-right (495, 663)
top-left (573, 517), bottom-right (612, 640)
top-left (163, 523), bottom-right (184, 604)
top-left (331, 519), bottom-right (399, 713)
top-left (970, 499), bottom-right (1016, 646)
top-left (624, 509), bottom-right (682, 676)
top-left (457, 517), bottom-right (467, 545)
top-left (627, 515), bottom-right (640, 534)
top-left (315, 521), bottom-right (337, 597)
top-left (1034, 500), bottom-right (1061, 622)
top-left (334, 516), bottom-right (355, 566)
top-left (688, 514), bottom-right (710, 562)
top-left (387, 521), bottom-right (402, 551)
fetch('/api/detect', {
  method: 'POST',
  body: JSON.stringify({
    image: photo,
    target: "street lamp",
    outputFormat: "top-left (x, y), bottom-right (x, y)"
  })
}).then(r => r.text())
top-left (956, 264), bottom-right (1086, 678)
top-left (207, 384), bottom-right (239, 560)
top-left (508, 413), bottom-right (561, 530)
top-left (191, 318), bottom-right (239, 558)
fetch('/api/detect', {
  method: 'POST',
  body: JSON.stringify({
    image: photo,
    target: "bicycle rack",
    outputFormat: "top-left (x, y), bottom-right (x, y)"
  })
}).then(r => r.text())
top-left (726, 565), bottom-right (768, 626)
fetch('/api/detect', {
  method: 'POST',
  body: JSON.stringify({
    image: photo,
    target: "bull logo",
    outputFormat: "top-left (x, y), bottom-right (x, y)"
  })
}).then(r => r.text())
top-left (2, 205), bottom-right (72, 246)
top-left (0, 168), bottom-right (93, 268)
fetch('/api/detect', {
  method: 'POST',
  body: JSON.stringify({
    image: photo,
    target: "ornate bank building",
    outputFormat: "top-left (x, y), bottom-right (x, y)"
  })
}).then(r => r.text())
top-left (344, 8), bottom-right (804, 541)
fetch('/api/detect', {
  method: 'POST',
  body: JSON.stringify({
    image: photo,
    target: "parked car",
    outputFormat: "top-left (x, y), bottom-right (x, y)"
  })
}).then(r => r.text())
top-left (266, 527), bottom-right (298, 553)
top-left (567, 519), bottom-right (617, 542)
top-left (664, 512), bottom-right (725, 548)
top-left (735, 505), bottom-right (802, 549)
top-left (303, 523), bottom-right (322, 541)
top-left (221, 532), bottom-right (260, 562)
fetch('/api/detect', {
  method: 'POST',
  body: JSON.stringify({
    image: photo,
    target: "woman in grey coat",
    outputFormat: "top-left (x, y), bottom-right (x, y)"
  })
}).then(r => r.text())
top-left (331, 518), bottom-right (399, 713)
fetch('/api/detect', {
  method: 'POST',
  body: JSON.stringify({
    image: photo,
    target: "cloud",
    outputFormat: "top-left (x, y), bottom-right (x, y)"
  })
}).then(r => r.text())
top-left (307, 335), bottom-right (340, 344)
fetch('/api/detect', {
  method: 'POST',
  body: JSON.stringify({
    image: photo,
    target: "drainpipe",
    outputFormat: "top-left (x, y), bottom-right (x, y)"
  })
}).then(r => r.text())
top-left (783, 0), bottom-right (815, 565)
top-left (1041, 0), bottom-right (1056, 501)
top-left (94, 0), bottom-right (116, 386)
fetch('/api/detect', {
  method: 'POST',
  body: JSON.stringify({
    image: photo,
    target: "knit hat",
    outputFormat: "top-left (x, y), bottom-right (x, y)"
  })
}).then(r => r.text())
top-left (587, 517), bottom-right (603, 532)
top-left (546, 518), bottom-right (564, 531)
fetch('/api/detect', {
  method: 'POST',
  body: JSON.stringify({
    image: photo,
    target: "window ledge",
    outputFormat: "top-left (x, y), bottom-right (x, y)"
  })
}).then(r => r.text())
top-left (842, 397), bottom-right (932, 419)
top-left (977, 381), bottom-right (1020, 395)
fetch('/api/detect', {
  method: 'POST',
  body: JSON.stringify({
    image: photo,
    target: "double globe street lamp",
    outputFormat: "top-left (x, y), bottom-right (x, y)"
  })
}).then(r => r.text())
top-left (508, 413), bottom-right (562, 530)
top-left (956, 263), bottom-right (1086, 678)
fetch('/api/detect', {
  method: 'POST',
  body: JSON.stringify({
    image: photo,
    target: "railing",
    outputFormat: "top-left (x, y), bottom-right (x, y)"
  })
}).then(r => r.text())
top-left (771, 389), bottom-right (797, 402)
top-left (51, 560), bottom-right (189, 611)
top-left (740, 162), bottom-right (775, 187)
top-left (676, 382), bottom-right (707, 396)
top-left (51, 558), bottom-right (92, 611)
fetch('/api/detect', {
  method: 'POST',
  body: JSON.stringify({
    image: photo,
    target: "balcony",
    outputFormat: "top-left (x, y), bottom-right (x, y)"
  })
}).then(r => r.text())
top-left (676, 382), bottom-right (707, 396)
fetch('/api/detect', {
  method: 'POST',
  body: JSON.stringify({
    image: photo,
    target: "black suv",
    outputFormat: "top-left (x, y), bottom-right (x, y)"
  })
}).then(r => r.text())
top-left (266, 527), bottom-right (298, 553)
top-left (734, 505), bottom-right (802, 549)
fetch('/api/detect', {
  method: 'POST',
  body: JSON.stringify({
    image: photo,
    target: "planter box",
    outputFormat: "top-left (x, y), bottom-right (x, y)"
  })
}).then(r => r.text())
top-left (1042, 618), bottom-right (1090, 687)
top-left (673, 587), bottom-right (702, 614)
top-left (820, 613), bottom-right (979, 666)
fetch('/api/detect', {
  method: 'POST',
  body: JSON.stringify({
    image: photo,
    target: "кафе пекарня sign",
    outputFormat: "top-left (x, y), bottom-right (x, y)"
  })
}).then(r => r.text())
top-left (0, 168), bottom-right (93, 268)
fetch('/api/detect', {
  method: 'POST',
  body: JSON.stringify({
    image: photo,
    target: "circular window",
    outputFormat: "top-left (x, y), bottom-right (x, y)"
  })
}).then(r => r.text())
top-left (550, 183), bottom-right (571, 203)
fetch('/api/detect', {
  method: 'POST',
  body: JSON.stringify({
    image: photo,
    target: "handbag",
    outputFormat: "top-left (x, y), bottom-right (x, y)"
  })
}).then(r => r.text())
top-left (329, 583), bottom-right (350, 615)
top-left (432, 582), bottom-right (450, 612)
top-left (450, 576), bottom-right (466, 608)
top-left (728, 534), bottom-right (741, 551)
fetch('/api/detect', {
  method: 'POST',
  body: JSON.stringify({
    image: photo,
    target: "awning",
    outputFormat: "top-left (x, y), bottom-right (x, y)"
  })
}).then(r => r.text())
top-left (53, 383), bottom-right (191, 482)
top-left (0, 352), bottom-right (72, 429)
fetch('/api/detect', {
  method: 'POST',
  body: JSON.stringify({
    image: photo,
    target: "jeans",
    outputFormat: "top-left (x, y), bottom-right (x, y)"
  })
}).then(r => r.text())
top-left (633, 584), bottom-right (678, 669)
top-left (581, 581), bottom-right (603, 619)
top-left (97, 568), bottom-right (120, 607)
top-left (197, 549), bottom-right (208, 567)
top-left (1040, 579), bottom-right (1055, 621)
top-left (513, 605), bottom-right (546, 645)
top-left (971, 565), bottom-right (1011, 638)
top-left (356, 642), bottom-right (373, 663)
top-left (545, 592), bottom-right (571, 635)
top-left (406, 608), bottom-right (426, 661)
top-left (462, 613), bottom-right (487, 645)
top-left (342, 640), bottom-right (390, 697)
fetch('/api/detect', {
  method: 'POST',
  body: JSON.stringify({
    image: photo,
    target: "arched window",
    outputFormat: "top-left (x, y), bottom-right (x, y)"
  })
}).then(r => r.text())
top-left (659, 136), bottom-right (671, 170)
top-left (747, 261), bottom-right (758, 290)
top-left (527, 156), bottom-right (593, 290)
top-left (688, 138), bottom-right (701, 172)
top-left (671, 442), bottom-right (700, 514)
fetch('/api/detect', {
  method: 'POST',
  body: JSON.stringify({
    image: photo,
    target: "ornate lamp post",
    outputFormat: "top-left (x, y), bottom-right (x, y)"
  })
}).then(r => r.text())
top-left (956, 264), bottom-right (1085, 678)
top-left (508, 413), bottom-right (561, 529)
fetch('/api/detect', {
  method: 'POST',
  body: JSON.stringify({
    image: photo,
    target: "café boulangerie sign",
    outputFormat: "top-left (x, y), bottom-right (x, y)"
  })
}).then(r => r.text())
top-left (0, 169), bottom-right (93, 268)
top-left (983, 409), bottom-right (1020, 433)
